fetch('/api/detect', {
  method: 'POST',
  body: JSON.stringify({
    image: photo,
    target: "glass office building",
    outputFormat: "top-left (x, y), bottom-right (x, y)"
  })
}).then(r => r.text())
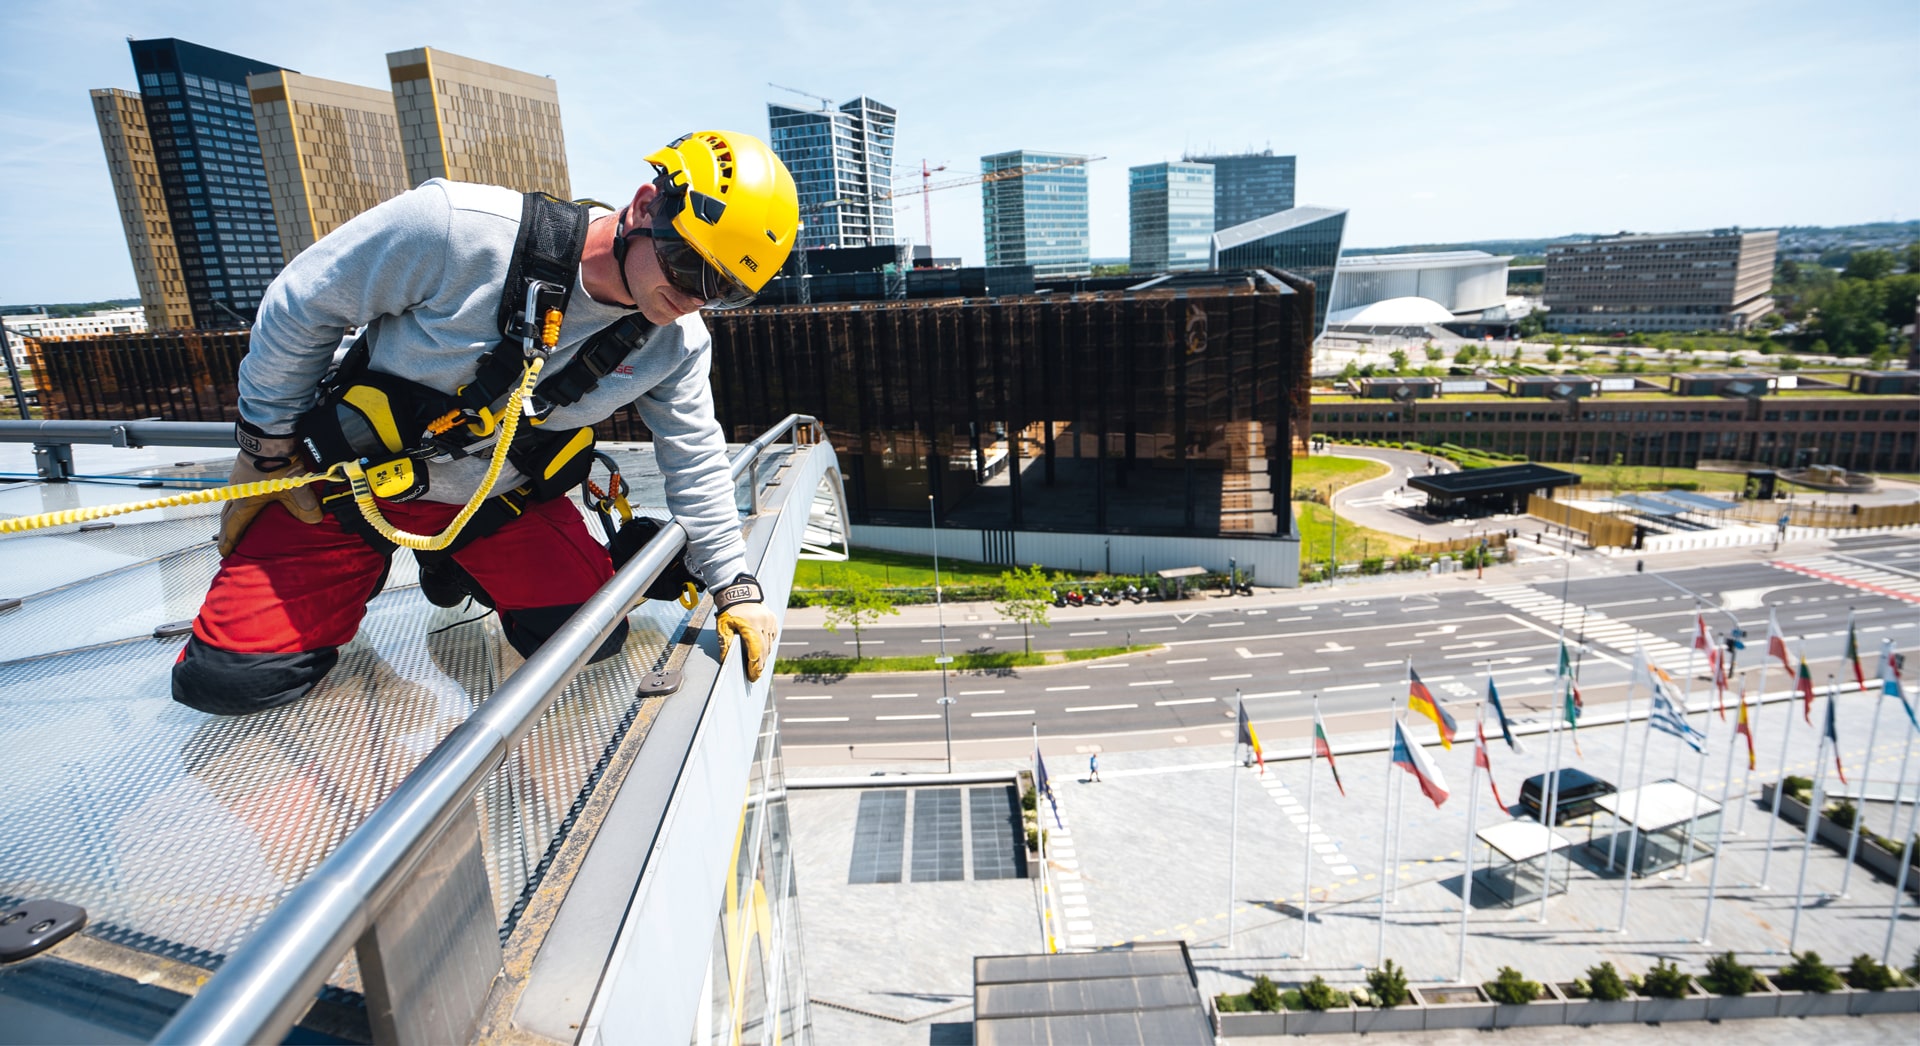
top-left (1129, 162), bottom-right (1215, 273)
top-left (1213, 206), bottom-right (1347, 336)
top-left (704, 276), bottom-right (1313, 543)
top-left (768, 98), bottom-right (897, 250)
top-left (1186, 151), bottom-right (1296, 231)
top-left (127, 39), bottom-right (285, 330)
top-left (982, 151), bottom-right (1091, 278)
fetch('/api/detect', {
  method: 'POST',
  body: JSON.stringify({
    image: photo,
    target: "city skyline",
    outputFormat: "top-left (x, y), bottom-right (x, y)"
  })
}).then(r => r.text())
top-left (1, 0), bottom-right (1914, 302)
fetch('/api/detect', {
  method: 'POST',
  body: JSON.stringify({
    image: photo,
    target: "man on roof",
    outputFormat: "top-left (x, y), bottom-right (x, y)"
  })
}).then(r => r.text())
top-left (173, 130), bottom-right (795, 715)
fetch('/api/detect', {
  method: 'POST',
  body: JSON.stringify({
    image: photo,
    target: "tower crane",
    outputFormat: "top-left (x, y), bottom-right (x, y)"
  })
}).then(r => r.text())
top-left (768, 82), bottom-right (836, 110)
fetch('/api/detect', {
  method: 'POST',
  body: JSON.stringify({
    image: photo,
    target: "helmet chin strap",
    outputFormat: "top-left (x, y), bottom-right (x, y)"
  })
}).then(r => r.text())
top-left (610, 205), bottom-right (646, 310)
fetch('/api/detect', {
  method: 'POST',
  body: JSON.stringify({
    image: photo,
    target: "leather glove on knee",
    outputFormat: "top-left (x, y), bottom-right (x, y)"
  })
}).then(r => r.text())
top-left (219, 423), bottom-right (323, 558)
top-left (714, 573), bottom-right (779, 682)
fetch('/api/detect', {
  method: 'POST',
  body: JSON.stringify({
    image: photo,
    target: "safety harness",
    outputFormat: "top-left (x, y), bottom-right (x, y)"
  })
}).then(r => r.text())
top-left (296, 192), bottom-right (658, 561)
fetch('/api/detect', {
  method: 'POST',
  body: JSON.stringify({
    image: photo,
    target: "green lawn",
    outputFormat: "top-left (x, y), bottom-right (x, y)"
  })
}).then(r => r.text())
top-left (776, 644), bottom-right (1155, 675)
top-left (1551, 462), bottom-right (1751, 493)
top-left (1292, 501), bottom-right (1416, 561)
top-left (1291, 455), bottom-right (1389, 495)
top-left (793, 547), bottom-right (1038, 589)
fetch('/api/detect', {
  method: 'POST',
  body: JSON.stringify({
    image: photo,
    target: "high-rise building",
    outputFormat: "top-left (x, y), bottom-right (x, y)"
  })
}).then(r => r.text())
top-left (1186, 151), bottom-right (1296, 231)
top-left (247, 71), bottom-right (408, 259)
top-left (1543, 228), bottom-right (1779, 332)
top-left (1128, 162), bottom-right (1214, 273)
top-left (387, 47), bottom-right (570, 197)
top-left (982, 150), bottom-right (1091, 279)
top-left (1211, 205), bottom-right (1348, 336)
top-left (126, 38), bottom-right (285, 329)
top-left (767, 97), bottom-right (897, 249)
top-left (90, 88), bottom-right (193, 331)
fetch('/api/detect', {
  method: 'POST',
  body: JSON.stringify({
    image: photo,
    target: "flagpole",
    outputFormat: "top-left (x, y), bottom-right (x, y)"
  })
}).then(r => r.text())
top-left (1841, 672), bottom-right (1884, 898)
top-left (1883, 687), bottom-right (1920, 964)
top-left (1883, 639), bottom-right (1914, 841)
top-left (1390, 659), bottom-right (1411, 905)
top-left (1034, 724), bottom-right (1055, 954)
top-left (1681, 697), bottom-right (1711, 875)
top-left (1616, 665), bottom-right (1659, 932)
top-left (1302, 695), bottom-right (1321, 960)
top-left (1457, 704), bottom-right (1485, 981)
top-left (1758, 625), bottom-right (1795, 887)
top-left (1538, 657), bottom-right (1566, 923)
top-left (1607, 648), bottom-right (1647, 873)
top-left (1737, 674), bottom-right (1756, 836)
top-left (1228, 690), bottom-right (1242, 952)
top-left (1377, 694), bottom-right (1397, 967)
top-left (1676, 603), bottom-right (1703, 779)
top-left (1702, 694), bottom-right (1740, 944)
top-left (1788, 687), bottom-right (1832, 952)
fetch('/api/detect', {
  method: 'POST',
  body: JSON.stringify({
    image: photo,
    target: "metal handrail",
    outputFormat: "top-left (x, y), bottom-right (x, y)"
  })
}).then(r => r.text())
top-left (155, 414), bottom-right (820, 1044)
top-left (0, 418), bottom-right (238, 449)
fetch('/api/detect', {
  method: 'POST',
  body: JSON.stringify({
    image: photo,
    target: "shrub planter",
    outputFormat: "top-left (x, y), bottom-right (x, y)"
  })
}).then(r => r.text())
top-left (1352, 1001), bottom-right (1424, 1034)
top-left (1414, 985), bottom-right (1495, 1030)
top-left (1491, 980), bottom-right (1566, 1027)
top-left (1848, 984), bottom-right (1920, 1015)
top-left (1282, 1003), bottom-right (1355, 1035)
top-left (1703, 975), bottom-right (1781, 1020)
top-left (1215, 1011), bottom-right (1288, 1037)
top-left (1764, 783), bottom-right (1920, 895)
top-left (1775, 985), bottom-right (1855, 1017)
top-left (1635, 979), bottom-right (1709, 1023)
top-left (1558, 982), bottom-right (1641, 1025)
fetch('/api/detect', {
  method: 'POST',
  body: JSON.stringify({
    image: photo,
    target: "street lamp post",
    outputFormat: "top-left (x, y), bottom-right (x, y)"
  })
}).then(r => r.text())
top-left (930, 494), bottom-right (953, 771)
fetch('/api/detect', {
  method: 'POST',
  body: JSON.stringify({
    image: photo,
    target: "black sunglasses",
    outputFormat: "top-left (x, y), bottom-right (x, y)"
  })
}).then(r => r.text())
top-left (614, 194), bottom-right (756, 311)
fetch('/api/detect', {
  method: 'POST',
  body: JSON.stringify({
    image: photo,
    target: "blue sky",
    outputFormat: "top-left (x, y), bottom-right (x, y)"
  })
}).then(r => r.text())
top-left (2, 0), bottom-right (1915, 303)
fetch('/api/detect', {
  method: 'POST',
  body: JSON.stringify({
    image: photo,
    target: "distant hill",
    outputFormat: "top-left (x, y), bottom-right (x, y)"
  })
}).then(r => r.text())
top-left (2, 298), bottom-right (141, 318)
top-left (1345, 221), bottom-right (1919, 262)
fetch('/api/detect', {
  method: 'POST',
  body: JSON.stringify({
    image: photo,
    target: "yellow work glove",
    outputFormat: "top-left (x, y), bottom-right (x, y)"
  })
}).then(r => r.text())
top-left (218, 423), bottom-right (324, 557)
top-left (713, 573), bottom-right (778, 682)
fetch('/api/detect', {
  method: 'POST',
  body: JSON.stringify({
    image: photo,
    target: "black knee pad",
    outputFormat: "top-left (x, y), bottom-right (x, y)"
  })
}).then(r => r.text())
top-left (499, 605), bottom-right (628, 663)
top-left (172, 635), bottom-right (339, 715)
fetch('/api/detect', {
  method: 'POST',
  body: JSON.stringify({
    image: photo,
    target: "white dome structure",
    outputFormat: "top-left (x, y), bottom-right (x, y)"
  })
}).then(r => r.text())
top-left (1326, 296), bottom-right (1456, 327)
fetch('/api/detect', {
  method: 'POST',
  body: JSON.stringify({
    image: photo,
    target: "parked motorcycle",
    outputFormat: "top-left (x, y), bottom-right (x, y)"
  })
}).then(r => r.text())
top-left (1065, 589), bottom-right (1086, 607)
top-left (1050, 588), bottom-right (1066, 608)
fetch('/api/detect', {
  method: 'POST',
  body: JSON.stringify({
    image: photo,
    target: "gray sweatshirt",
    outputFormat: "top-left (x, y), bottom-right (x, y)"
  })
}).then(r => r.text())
top-left (237, 178), bottom-right (747, 587)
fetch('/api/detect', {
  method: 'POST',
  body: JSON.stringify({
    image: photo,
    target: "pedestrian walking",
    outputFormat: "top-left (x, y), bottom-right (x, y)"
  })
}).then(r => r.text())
top-left (1088, 753), bottom-right (1102, 782)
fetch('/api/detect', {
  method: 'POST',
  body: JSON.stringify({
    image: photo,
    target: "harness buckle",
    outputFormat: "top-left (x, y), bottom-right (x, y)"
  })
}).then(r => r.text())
top-left (520, 280), bottom-right (569, 358)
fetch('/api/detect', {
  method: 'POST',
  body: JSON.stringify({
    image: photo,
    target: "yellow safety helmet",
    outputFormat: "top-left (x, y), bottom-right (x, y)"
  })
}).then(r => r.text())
top-left (639, 130), bottom-right (798, 307)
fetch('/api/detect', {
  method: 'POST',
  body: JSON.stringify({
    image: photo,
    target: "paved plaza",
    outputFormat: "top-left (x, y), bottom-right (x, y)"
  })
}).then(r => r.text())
top-left (789, 680), bottom-right (1920, 1042)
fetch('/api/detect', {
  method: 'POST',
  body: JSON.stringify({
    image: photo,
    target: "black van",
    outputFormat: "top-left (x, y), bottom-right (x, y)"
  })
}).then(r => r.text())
top-left (1518, 768), bottom-right (1616, 825)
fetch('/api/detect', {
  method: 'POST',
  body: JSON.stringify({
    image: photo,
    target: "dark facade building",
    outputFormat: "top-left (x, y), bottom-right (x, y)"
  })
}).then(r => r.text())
top-left (1212, 206), bottom-right (1347, 337)
top-left (1543, 228), bottom-right (1778, 333)
top-left (768, 97), bottom-right (897, 250)
top-left (127, 39), bottom-right (285, 330)
top-left (1186, 151), bottom-right (1296, 231)
top-left (703, 272), bottom-right (1315, 573)
top-left (1312, 390), bottom-right (1919, 472)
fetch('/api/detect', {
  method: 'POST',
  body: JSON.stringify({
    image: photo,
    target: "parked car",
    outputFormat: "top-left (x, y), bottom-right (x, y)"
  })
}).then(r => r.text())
top-left (1518, 768), bottom-right (1616, 825)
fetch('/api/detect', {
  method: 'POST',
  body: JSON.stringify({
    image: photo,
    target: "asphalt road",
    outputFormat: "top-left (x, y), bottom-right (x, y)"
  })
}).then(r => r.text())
top-left (776, 535), bottom-right (1920, 750)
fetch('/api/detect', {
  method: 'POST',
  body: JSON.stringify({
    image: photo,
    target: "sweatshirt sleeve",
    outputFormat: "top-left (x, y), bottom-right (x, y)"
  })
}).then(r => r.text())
top-left (236, 182), bottom-right (454, 434)
top-left (631, 337), bottom-right (749, 588)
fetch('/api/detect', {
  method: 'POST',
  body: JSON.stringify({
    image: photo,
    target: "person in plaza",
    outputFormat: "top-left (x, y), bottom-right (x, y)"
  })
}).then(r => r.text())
top-left (1088, 752), bottom-right (1102, 783)
top-left (171, 130), bottom-right (797, 716)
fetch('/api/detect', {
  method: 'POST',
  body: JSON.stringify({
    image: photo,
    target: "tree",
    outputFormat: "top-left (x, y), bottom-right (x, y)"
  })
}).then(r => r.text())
top-left (1842, 249), bottom-right (1896, 282)
top-left (1544, 345), bottom-right (1563, 363)
top-left (820, 570), bottom-right (898, 660)
top-left (1423, 341), bottom-right (1444, 361)
top-left (995, 564), bottom-right (1053, 655)
top-left (1389, 348), bottom-right (1409, 373)
top-left (1453, 345), bottom-right (1475, 365)
top-left (1904, 241), bottom-right (1920, 275)
top-left (1814, 278), bottom-right (1891, 355)
top-left (1778, 354), bottom-right (1802, 370)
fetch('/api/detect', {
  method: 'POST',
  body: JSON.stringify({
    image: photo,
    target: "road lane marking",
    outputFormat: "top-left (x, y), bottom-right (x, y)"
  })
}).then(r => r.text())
top-left (872, 692), bottom-right (919, 699)
top-left (1156, 698), bottom-right (1215, 706)
top-left (1140, 626), bottom-right (1177, 633)
top-left (1289, 667), bottom-right (1329, 674)
top-left (1208, 621), bottom-right (1246, 628)
top-left (1210, 673), bottom-right (1253, 681)
top-left (1070, 630), bottom-right (1109, 636)
top-left (1364, 660), bottom-right (1401, 667)
top-left (1386, 639), bottom-right (1423, 647)
top-left (784, 695), bottom-right (833, 701)
top-left (1245, 690), bottom-right (1300, 699)
top-left (972, 709), bottom-right (1035, 717)
top-left (1167, 657), bottom-right (1208, 665)
top-left (876, 714), bottom-right (940, 721)
top-left (1066, 703), bottom-right (1137, 712)
top-left (1129, 679), bottom-right (1175, 687)
top-left (843, 640), bottom-right (885, 645)
top-left (1234, 646), bottom-right (1284, 660)
top-left (1343, 611), bottom-right (1376, 617)
top-left (1325, 682), bottom-right (1379, 692)
top-left (785, 716), bottom-right (849, 723)
top-left (960, 689), bottom-right (1005, 695)
top-left (1047, 685), bottom-right (1092, 692)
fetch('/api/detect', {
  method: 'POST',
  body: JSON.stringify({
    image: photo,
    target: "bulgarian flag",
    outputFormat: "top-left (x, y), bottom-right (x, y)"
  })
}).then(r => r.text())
top-left (1390, 719), bottom-right (1450, 807)
top-left (1767, 608), bottom-right (1792, 676)
top-left (1237, 700), bottom-right (1266, 774)
top-left (1734, 686), bottom-right (1757, 770)
top-left (1796, 651), bottom-right (1816, 724)
top-left (1312, 706), bottom-right (1345, 796)
top-left (1474, 719), bottom-right (1506, 809)
top-left (1408, 667), bottom-right (1457, 749)
top-left (1844, 610), bottom-right (1866, 690)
